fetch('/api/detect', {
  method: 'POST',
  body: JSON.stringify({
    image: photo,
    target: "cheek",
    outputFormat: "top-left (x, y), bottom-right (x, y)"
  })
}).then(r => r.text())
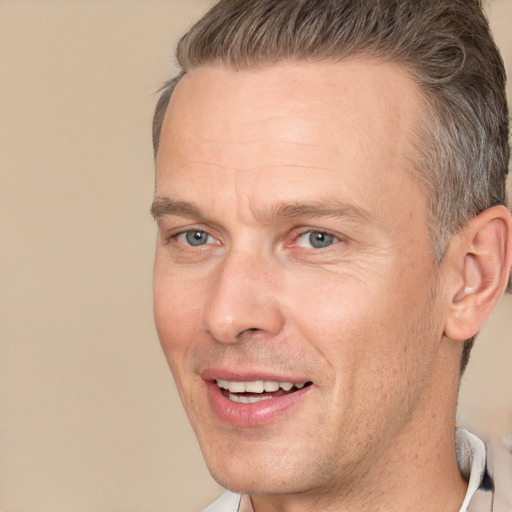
top-left (286, 265), bottom-right (432, 389)
top-left (290, 273), bottom-right (437, 448)
top-left (153, 264), bottom-right (205, 379)
top-left (282, 275), bottom-right (385, 419)
top-left (286, 271), bottom-right (385, 352)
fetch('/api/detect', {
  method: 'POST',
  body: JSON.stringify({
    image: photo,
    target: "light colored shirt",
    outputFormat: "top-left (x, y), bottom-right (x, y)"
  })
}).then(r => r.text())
top-left (467, 432), bottom-right (512, 512)
top-left (201, 429), bottom-right (512, 512)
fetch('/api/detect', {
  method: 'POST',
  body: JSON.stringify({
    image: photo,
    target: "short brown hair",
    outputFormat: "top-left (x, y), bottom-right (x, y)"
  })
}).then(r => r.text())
top-left (153, 0), bottom-right (510, 373)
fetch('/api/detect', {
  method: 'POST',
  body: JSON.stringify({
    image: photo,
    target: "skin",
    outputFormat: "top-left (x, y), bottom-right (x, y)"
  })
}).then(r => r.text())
top-left (152, 60), bottom-right (470, 512)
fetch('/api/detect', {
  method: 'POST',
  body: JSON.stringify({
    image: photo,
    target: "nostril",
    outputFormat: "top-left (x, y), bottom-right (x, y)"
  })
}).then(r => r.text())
top-left (236, 327), bottom-right (262, 340)
top-left (240, 327), bottom-right (263, 336)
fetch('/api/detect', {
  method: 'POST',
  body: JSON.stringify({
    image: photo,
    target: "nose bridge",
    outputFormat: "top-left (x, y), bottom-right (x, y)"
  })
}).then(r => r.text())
top-left (201, 246), bottom-right (283, 343)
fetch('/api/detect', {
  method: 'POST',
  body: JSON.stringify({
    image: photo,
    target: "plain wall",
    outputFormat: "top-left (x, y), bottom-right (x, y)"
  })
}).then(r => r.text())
top-left (0, 1), bottom-right (510, 511)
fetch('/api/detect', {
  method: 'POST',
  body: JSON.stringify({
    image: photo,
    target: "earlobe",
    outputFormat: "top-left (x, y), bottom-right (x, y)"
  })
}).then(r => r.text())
top-left (444, 205), bottom-right (512, 341)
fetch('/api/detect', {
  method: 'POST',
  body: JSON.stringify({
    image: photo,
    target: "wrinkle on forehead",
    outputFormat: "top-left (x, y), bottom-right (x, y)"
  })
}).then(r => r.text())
top-left (161, 62), bottom-right (419, 178)
top-left (156, 59), bottom-right (426, 231)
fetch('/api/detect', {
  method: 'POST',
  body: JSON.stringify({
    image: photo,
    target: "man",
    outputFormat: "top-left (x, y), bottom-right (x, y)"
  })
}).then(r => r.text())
top-left (150, 1), bottom-right (512, 510)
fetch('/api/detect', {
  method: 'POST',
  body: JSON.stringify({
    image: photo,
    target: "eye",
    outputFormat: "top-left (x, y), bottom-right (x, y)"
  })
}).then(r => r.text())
top-left (177, 230), bottom-right (215, 247)
top-left (296, 231), bottom-right (339, 249)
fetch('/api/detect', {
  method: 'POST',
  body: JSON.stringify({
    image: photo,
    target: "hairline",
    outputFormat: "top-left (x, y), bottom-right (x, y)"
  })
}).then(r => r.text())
top-left (154, 56), bottom-right (445, 260)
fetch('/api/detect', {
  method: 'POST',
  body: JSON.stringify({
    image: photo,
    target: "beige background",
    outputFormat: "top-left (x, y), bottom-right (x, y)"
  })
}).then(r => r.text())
top-left (0, 1), bottom-right (510, 511)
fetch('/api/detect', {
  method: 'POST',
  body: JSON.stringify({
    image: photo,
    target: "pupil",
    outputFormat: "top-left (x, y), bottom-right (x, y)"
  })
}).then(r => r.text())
top-left (310, 231), bottom-right (334, 248)
top-left (186, 230), bottom-right (207, 246)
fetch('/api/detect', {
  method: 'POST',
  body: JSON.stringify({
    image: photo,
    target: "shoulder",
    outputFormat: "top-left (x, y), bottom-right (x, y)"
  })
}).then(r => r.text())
top-left (201, 491), bottom-right (242, 512)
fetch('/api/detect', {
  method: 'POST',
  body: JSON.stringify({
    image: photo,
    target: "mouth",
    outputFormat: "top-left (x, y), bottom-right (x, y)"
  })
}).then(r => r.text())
top-left (204, 373), bottom-right (314, 426)
top-left (216, 379), bottom-right (313, 404)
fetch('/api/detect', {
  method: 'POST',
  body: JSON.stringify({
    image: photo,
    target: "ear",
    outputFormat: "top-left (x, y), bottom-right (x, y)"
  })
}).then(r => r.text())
top-left (443, 205), bottom-right (512, 341)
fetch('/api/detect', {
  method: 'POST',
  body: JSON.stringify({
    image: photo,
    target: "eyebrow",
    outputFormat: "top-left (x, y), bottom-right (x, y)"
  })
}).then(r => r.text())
top-left (150, 195), bottom-right (372, 225)
top-left (262, 198), bottom-right (372, 224)
top-left (151, 197), bottom-right (202, 220)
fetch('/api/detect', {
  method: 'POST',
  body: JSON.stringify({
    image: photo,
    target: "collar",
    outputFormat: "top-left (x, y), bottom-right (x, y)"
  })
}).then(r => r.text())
top-left (455, 428), bottom-right (488, 512)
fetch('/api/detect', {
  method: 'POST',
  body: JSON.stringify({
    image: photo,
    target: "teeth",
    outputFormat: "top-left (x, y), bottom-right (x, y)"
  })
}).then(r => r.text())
top-left (216, 379), bottom-right (306, 393)
top-left (216, 379), bottom-right (229, 390)
top-left (245, 381), bottom-right (264, 393)
top-left (228, 394), bottom-right (273, 404)
top-left (227, 381), bottom-right (245, 393)
top-left (263, 381), bottom-right (279, 392)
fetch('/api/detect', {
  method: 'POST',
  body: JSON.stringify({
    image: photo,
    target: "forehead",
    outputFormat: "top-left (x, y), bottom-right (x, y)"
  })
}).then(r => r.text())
top-left (161, 59), bottom-right (422, 141)
top-left (156, 60), bottom-right (426, 226)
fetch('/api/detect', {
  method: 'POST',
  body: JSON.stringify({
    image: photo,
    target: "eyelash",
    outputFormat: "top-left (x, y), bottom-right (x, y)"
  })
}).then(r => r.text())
top-left (163, 227), bottom-right (344, 252)
top-left (164, 228), bottom-right (217, 246)
top-left (292, 229), bottom-right (341, 250)
top-left (177, 230), bottom-right (216, 246)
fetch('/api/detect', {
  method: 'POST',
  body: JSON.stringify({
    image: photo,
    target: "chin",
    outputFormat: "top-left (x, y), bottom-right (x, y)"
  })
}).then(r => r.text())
top-left (202, 446), bottom-right (314, 496)
top-left (210, 470), bottom-right (299, 496)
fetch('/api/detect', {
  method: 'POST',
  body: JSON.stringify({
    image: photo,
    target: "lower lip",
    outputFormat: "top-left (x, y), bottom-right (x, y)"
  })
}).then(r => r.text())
top-left (206, 381), bottom-right (312, 427)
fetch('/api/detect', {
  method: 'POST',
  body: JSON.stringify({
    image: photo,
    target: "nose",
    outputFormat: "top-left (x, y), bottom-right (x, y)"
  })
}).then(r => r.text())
top-left (201, 250), bottom-right (285, 344)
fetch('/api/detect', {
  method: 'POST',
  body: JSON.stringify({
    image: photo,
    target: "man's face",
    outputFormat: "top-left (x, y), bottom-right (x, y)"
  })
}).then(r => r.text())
top-left (153, 61), bottom-right (446, 497)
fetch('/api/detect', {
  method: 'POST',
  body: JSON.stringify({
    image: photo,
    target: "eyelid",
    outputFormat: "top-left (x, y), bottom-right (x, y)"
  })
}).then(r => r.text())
top-left (177, 229), bottom-right (220, 247)
top-left (162, 224), bottom-right (221, 246)
top-left (286, 227), bottom-right (340, 247)
top-left (184, 228), bottom-right (217, 239)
